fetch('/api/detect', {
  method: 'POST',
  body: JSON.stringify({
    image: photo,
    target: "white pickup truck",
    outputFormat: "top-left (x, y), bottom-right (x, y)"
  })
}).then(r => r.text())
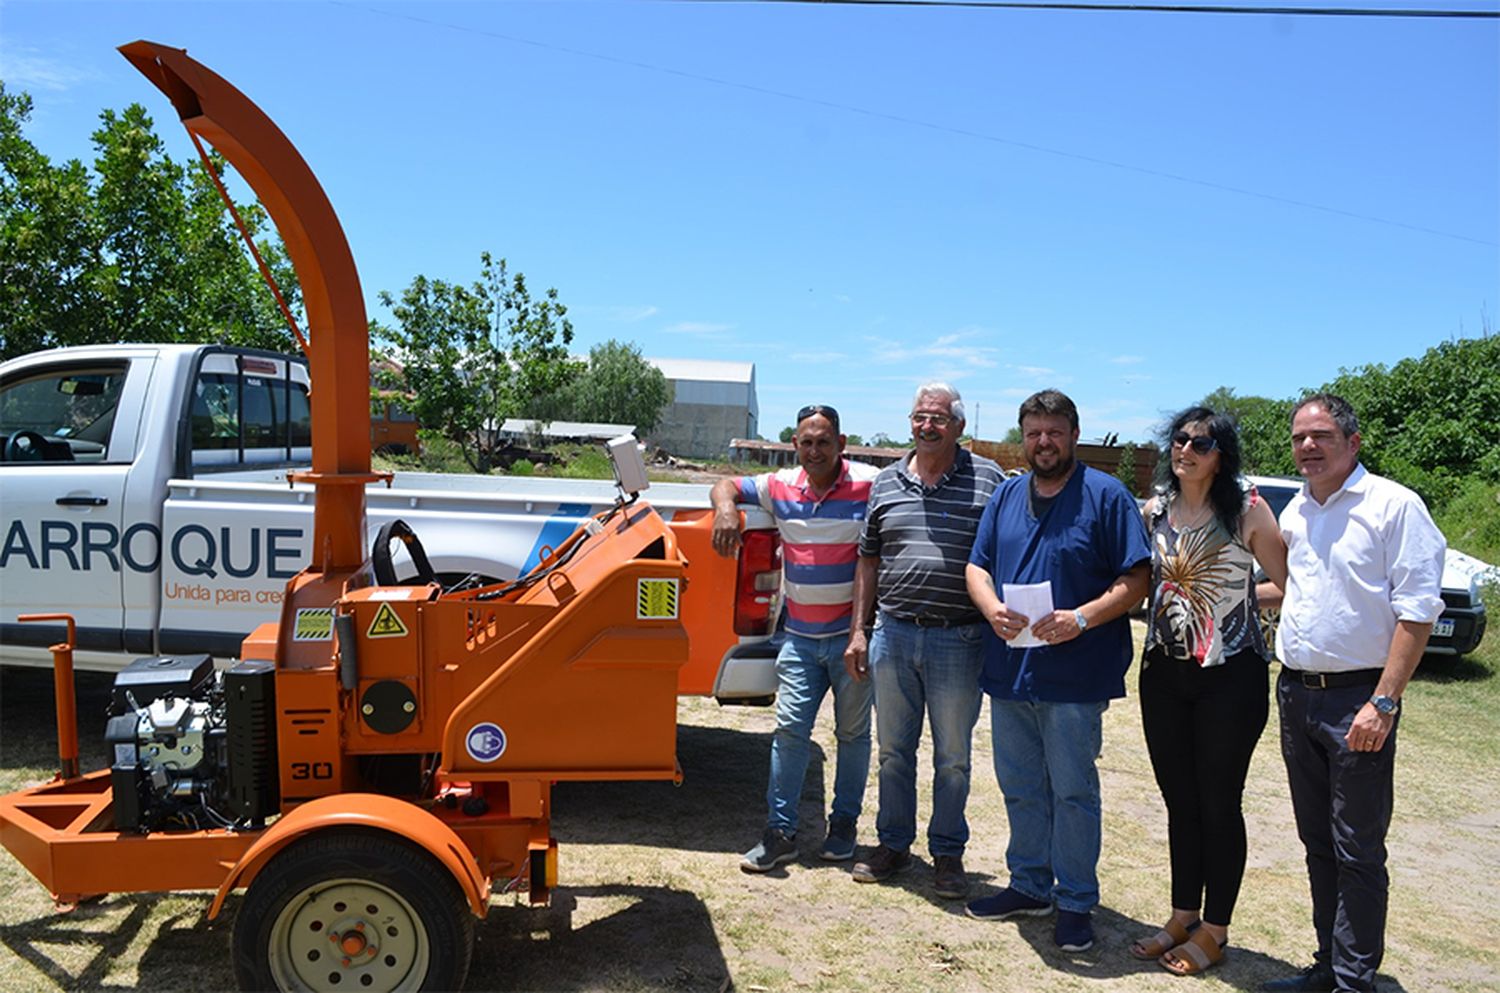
top-left (0, 343), bottom-right (783, 701)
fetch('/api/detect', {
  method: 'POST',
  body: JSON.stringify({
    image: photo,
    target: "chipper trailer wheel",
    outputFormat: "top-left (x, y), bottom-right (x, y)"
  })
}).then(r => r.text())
top-left (232, 830), bottom-right (475, 992)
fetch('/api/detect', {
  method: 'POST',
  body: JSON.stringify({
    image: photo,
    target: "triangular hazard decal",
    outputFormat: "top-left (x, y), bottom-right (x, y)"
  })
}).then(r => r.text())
top-left (367, 602), bottom-right (409, 638)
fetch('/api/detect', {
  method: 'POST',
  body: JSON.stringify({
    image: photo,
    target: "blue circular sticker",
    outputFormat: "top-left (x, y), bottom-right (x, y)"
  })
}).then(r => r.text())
top-left (465, 722), bottom-right (507, 763)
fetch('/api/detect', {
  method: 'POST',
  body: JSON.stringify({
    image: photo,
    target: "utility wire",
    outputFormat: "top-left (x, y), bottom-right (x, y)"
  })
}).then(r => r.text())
top-left (683, 1), bottom-right (1499, 18)
top-left (338, 2), bottom-right (1498, 247)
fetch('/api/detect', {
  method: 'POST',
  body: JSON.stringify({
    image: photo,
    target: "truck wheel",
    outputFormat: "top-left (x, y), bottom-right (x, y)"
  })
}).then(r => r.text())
top-left (232, 830), bottom-right (474, 992)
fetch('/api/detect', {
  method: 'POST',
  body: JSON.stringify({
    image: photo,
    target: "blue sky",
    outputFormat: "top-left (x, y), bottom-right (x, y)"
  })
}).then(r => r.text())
top-left (3, 0), bottom-right (1496, 443)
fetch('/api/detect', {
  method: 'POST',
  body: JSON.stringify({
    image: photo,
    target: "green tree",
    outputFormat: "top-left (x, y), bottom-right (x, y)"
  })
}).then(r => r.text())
top-left (1114, 441), bottom-right (1139, 497)
top-left (1001, 426), bottom-right (1023, 445)
top-left (535, 339), bottom-right (671, 435)
top-left (845, 433), bottom-right (863, 446)
top-left (1, 87), bottom-right (299, 359)
top-left (778, 426), bottom-right (795, 443)
top-left (1320, 334), bottom-right (1500, 502)
top-left (0, 85), bottom-right (100, 358)
top-left (376, 253), bottom-right (579, 474)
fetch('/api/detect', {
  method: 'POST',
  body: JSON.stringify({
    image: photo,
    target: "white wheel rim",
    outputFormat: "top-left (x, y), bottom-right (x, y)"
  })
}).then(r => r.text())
top-left (266, 877), bottom-right (431, 993)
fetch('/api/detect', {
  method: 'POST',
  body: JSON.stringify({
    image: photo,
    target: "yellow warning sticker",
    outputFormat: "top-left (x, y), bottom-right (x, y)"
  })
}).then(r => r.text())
top-left (367, 602), bottom-right (410, 639)
top-left (636, 578), bottom-right (680, 620)
top-left (293, 607), bottom-right (334, 641)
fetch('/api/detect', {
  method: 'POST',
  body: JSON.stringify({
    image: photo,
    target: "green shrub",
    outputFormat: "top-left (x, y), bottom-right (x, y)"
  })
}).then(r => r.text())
top-left (1434, 475), bottom-right (1500, 565)
top-left (535, 443), bottom-right (613, 480)
top-left (509, 459), bottom-right (535, 477)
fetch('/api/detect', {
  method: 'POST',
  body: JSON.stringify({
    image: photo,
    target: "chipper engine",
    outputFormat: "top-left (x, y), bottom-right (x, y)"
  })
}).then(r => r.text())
top-left (0, 42), bottom-right (695, 992)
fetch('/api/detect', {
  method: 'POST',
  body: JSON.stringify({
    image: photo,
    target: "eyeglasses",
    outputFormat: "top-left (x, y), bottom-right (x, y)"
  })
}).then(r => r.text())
top-left (796, 404), bottom-right (840, 432)
top-left (910, 413), bottom-right (953, 427)
top-left (1171, 431), bottom-right (1218, 455)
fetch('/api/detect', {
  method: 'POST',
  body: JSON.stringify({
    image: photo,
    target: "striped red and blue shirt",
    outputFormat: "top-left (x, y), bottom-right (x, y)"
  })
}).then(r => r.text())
top-left (734, 458), bottom-right (880, 639)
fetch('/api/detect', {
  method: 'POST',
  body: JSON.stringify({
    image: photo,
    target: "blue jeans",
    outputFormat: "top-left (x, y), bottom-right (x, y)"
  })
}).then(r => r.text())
top-left (869, 614), bottom-right (985, 858)
top-left (766, 632), bottom-right (874, 835)
top-left (990, 698), bottom-right (1108, 913)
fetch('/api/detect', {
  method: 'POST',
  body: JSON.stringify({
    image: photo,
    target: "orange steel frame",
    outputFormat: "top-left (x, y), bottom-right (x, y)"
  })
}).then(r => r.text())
top-left (0, 41), bottom-right (691, 921)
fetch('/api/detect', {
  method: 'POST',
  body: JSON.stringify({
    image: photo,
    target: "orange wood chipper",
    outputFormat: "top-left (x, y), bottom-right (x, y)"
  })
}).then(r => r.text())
top-left (0, 42), bottom-right (694, 991)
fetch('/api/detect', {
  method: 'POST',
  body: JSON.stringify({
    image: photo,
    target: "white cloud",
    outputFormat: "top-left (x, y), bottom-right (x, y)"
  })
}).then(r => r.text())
top-left (1010, 365), bottom-right (1056, 379)
top-left (0, 50), bottom-right (102, 92)
top-left (662, 321), bottom-right (733, 336)
top-left (1109, 354), bottom-right (1145, 365)
top-left (863, 331), bottom-right (999, 369)
top-left (789, 351), bottom-right (847, 362)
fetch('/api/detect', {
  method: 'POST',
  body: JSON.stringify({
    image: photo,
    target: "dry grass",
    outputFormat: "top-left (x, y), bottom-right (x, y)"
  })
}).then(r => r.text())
top-left (2, 625), bottom-right (1497, 992)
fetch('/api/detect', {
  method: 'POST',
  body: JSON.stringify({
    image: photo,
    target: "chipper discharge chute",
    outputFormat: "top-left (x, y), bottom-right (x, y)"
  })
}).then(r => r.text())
top-left (0, 40), bottom-right (694, 993)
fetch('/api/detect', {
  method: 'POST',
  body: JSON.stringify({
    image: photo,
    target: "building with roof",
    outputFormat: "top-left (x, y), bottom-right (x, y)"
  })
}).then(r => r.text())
top-left (647, 358), bottom-right (758, 459)
top-left (497, 419), bottom-right (637, 445)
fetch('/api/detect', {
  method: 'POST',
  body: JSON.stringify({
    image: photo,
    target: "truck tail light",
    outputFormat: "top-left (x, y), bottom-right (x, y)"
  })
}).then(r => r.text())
top-left (733, 528), bottom-right (782, 636)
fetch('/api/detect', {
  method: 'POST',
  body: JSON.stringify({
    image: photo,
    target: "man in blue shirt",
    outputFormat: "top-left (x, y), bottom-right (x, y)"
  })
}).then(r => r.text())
top-left (962, 389), bottom-right (1151, 953)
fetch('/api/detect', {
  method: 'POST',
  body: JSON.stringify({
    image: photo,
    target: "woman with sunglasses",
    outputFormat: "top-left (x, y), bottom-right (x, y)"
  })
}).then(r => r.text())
top-left (1129, 407), bottom-right (1287, 976)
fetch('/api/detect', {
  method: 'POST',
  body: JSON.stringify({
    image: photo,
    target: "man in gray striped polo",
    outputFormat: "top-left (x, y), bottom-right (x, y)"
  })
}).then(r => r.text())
top-left (843, 382), bottom-right (1005, 900)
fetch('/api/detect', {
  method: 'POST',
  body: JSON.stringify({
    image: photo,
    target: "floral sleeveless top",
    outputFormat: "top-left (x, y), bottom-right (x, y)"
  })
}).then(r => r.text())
top-left (1143, 491), bottom-right (1268, 668)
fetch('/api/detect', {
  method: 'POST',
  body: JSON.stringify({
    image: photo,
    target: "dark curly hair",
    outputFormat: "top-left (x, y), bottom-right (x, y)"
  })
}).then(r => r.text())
top-left (1155, 406), bottom-right (1245, 536)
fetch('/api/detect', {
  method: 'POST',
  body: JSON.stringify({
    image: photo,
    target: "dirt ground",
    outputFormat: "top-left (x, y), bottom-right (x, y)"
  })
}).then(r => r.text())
top-left (1, 633), bottom-right (1497, 992)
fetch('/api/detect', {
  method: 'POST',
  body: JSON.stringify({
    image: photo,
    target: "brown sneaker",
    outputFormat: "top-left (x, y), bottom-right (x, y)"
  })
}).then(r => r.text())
top-left (851, 844), bottom-right (911, 883)
top-left (933, 854), bottom-right (968, 899)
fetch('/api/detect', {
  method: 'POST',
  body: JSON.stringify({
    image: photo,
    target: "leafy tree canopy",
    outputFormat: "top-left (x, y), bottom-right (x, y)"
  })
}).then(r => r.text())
top-left (1198, 332), bottom-right (1499, 509)
top-left (374, 252), bottom-right (579, 474)
top-left (530, 339), bottom-right (672, 435)
top-left (1, 84), bottom-right (299, 359)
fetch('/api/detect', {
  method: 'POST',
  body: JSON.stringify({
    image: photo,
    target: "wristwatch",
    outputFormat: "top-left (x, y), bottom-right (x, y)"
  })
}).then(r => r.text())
top-left (1370, 694), bottom-right (1400, 716)
top-left (1074, 609), bottom-right (1088, 632)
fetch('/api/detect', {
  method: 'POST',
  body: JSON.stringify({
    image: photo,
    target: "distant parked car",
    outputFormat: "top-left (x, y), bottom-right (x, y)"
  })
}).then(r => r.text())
top-left (1247, 475), bottom-right (1488, 657)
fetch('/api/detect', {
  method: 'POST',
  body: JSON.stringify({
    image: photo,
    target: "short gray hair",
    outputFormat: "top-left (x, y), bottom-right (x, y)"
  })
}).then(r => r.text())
top-left (911, 382), bottom-right (965, 423)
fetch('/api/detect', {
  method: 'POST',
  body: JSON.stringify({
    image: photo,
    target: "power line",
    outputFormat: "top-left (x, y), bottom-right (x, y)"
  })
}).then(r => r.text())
top-left (336, 2), bottom-right (1498, 247)
top-left (684, 1), bottom-right (1499, 18)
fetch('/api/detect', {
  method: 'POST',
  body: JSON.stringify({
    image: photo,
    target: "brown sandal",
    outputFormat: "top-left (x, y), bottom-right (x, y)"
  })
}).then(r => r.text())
top-left (1159, 927), bottom-right (1226, 976)
top-left (1129, 917), bottom-right (1199, 961)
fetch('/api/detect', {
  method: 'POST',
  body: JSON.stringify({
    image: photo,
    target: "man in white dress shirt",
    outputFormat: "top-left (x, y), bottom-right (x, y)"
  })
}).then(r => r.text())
top-left (1261, 394), bottom-right (1446, 993)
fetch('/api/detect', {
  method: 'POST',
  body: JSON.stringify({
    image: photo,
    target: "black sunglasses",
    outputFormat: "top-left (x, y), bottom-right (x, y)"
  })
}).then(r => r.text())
top-left (1171, 431), bottom-right (1218, 455)
top-left (796, 404), bottom-right (840, 433)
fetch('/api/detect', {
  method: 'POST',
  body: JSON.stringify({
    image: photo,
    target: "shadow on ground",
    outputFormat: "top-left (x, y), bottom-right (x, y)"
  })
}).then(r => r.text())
top-left (552, 719), bottom-right (820, 855)
top-left (469, 884), bottom-right (729, 992)
top-left (0, 895), bottom-right (235, 990)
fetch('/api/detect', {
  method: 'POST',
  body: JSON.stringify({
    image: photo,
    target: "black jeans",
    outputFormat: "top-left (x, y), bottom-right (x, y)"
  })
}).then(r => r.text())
top-left (1140, 647), bottom-right (1269, 926)
top-left (1277, 669), bottom-right (1397, 993)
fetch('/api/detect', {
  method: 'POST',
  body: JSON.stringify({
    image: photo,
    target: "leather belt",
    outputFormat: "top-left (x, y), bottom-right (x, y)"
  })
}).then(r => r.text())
top-left (892, 613), bottom-right (983, 628)
top-left (1283, 668), bottom-right (1382, 689)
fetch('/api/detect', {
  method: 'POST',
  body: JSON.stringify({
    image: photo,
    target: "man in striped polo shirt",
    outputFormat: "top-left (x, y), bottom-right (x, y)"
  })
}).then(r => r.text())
top-left (711, 403), bottom-right (880, 873)
top-left (843, 382), bottom-right (1005, 900)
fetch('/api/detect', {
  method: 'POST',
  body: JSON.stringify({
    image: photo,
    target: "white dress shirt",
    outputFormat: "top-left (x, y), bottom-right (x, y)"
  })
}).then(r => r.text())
top-left (1276, 464), bottom-right (1445, 673)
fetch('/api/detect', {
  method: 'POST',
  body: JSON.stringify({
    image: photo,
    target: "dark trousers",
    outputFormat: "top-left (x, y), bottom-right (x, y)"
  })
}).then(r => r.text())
top-left (1140, 648), bottom-right (1269, 926)
top-left (1277, 669), bottom-right (1397, 993)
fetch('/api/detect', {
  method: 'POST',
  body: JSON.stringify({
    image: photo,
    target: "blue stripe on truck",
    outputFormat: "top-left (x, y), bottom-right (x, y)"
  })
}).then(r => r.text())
top-left (520, 503), bottom-right (594, 574)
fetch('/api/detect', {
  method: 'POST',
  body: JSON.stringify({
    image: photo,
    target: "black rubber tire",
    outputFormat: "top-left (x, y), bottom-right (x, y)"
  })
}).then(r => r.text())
top-left (232, 829), bottom-right (474, 992)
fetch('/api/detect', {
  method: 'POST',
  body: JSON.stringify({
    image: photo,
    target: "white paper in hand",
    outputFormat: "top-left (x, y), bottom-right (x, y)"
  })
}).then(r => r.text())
top-left (1001, 581), bottom-right (1054, 649)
